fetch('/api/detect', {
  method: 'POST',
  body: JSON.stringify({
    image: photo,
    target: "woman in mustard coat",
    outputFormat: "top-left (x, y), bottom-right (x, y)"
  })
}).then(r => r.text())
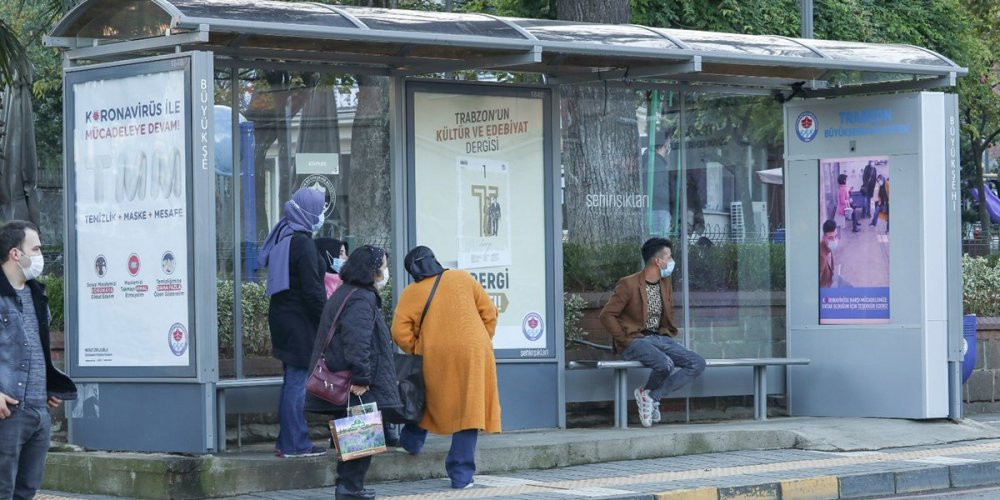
top-left (391, 246), bottom-right (500, 489)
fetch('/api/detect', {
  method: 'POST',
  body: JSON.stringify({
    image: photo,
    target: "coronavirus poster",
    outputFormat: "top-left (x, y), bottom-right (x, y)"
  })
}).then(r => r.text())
top-left (818, 155), bottom-right (890, 324)
top-left (72, 66), bottom-right (192, 366)
top-left (411, 84), bottom-right (550, 355)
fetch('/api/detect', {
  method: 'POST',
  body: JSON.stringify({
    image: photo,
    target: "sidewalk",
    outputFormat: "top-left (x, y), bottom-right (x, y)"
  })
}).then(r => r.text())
top-left (39, 415), bottom-right (1000, 499)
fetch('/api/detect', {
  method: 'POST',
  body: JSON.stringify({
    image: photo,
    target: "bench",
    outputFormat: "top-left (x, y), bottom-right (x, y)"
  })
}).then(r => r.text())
top-left (567, 355), bottom-right (809, 428)
top-left (215, 377), bottom-right (284, 451)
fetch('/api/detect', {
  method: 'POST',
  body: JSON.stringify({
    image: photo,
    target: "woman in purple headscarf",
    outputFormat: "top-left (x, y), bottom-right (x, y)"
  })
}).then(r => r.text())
top-left (257, 187), bottom-right (328, 457)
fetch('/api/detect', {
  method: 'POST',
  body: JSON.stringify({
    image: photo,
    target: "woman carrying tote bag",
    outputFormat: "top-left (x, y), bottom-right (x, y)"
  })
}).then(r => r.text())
top-left (391, 246), bottom-right (501, 489)
top-left (306, 245), bottom-right (400, 500)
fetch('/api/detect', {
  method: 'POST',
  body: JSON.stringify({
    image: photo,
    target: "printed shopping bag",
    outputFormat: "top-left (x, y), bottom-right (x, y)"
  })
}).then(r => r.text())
top-left (330, 398), bottom-right (387, 461)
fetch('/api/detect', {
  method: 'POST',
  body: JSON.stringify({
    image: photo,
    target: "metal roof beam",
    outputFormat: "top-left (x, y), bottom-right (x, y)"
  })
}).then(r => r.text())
top-left (215, 57), bottom-right (390, 76)
top-left (801, 73), bottom-right (956, 99)
top-left (60, 26), bottom-right (208, 61)
top-left (209, 46), bottom-right (412, 67)
top-left (392, 46), bottom-right (542, 77)
top-left (548, 57), bottom-right (701, 85)
top-left (681, 73), bottom-right (828, 90)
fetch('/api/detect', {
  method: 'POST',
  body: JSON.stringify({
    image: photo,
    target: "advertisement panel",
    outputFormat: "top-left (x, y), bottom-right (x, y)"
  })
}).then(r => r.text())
top-left (818, 156), bottom-right (890, 324)
top-left (70, 62), bottom-right (193, 368)
top-left (409, 83), bottom-right (551, 356)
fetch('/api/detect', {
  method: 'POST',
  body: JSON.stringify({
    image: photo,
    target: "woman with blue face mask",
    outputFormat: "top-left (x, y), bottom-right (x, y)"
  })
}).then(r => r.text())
top-left (257, 187), bottom-right (329, 458)
top-left (315, 238), bottom-right (348, 298)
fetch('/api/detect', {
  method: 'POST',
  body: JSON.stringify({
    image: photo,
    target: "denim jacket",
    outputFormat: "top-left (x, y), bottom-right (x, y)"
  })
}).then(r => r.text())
top-left (0, 271), bottom-right (76, 403)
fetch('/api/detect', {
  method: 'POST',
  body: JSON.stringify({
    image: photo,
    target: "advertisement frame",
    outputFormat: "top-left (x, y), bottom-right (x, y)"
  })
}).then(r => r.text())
top-left (64, 54), bottom-right (200, 379)
top-left (405, 80), bottom-right (556, 361)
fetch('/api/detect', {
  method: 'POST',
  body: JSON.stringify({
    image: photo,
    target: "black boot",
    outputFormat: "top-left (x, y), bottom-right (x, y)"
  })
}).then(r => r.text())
top-left (335, 486), bottom-right (376, 499)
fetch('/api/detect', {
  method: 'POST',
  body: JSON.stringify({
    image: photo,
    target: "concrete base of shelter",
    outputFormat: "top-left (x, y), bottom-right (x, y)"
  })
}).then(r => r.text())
top-left (42, 416), bottom-right (1000, 499)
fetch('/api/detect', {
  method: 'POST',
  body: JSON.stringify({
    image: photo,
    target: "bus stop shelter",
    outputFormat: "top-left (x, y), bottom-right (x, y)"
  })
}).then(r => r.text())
top-left (47, 0), bottom-right (966, 454)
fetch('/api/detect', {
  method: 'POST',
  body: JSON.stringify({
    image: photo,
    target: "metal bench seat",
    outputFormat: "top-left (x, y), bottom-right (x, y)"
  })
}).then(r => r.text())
top-left (567, 358), bottom-right (810, 428)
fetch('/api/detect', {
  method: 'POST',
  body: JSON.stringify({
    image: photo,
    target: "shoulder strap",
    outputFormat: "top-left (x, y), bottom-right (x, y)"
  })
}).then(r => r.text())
top-left (318, 287), bottom-right (359, 355)
top-left (418, 272), bottom-right (444, 330)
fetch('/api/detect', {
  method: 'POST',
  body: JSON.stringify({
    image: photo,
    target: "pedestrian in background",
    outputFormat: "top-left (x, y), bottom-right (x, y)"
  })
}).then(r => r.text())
top-left (306, 245), bottom-right (400, 500)
top-left (258, 187), bottom-right (328, 458)
top-left (392, 246), bottom-right (500, 489)
top-left (315, 238), bottom-right (348, 298)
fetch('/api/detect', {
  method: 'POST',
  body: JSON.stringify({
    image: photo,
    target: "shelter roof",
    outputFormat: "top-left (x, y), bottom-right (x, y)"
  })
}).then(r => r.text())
top-left (48, 0), bottom-right (965, 96)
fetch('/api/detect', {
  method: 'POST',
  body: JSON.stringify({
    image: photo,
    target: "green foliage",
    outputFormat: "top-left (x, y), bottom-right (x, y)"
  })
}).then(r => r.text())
top-left (563, 241), bottom-right (639, 291)
top-left (379, 281), bottom-right (394, 327)
top-left (0, 1), bottom-right (72, 171)
top-left (563, 292), bottom-right (586, 347)
top-left (217, 280), bottom-right (272, 357)
top-left (38, 273), bottom-right (63, 331)
top-left (963, 255), bottom-right (1000, 317)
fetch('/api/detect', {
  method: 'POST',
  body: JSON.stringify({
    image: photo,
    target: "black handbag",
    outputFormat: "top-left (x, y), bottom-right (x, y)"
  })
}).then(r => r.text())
top-left (390, 272), bottom-right (443, 424)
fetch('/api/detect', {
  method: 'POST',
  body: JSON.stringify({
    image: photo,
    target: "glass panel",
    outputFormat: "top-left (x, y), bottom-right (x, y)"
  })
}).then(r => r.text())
top-left (515, 19), bottom-right (679, 49)
top-left (170, 0), bottom-right (356, 29)
top-left (804, 39), bottom-right (951, 67)
top-left (661, 29), bottom-right (818, 58)
top-left (214, 66), bottom-right (236, 376)
top-left (560, 86), bottom-right (685, 369)
top-left (682, 92), bottom-right (786, 359)
top-left (52, 0), bottom-right (170, 39)
top-left (343, 7), bottom-right (525, 39)
top-left (228, 68), bottom-right (393, 373)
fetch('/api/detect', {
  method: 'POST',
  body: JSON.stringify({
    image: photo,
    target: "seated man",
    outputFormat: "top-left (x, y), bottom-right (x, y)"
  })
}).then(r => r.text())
top-left (599, 238), bottom-right (707, 427)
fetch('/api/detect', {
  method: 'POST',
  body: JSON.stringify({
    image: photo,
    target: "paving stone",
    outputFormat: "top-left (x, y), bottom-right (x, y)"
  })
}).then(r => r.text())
top-left (894, 467), bottom-right (951, 494)
top-left (948, 461), bottom-right (1000, 488)
top-left (838, 472), bottom-right (895, 498)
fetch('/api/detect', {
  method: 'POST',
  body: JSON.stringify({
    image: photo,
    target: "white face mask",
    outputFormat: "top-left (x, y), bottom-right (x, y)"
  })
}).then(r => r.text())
top-left (18, 251), bottom-right (44, 281)
top-left (375, 269), bottom-right (389, 290)
top-left (660, 259), bottom-right (676, 278)
top-left (826, 240), bottom-right (839, 251)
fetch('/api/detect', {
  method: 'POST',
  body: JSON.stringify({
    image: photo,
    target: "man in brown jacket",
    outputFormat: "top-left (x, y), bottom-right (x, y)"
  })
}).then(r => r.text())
top-left (599, 238), bottom-right (706, 427)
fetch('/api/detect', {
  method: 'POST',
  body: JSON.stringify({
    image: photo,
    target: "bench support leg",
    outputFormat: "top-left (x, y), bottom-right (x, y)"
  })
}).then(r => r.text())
top-left (753, 365), bottom-right (767, 421)
top-left (217, 390), bottom-right (227, 452)
top-left (616, 368), bottom-right (629, 429)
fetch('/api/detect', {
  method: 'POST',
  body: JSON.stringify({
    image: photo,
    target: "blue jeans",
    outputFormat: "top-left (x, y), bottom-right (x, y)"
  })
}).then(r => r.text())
top-left (0, 405), bottom-right (51, 500)
top-left (622, 335), bottom-right (706, 401)
top-left (276, 363), bottom-right (313, 454)
top-left (398, 424), bottom-right (478, 488)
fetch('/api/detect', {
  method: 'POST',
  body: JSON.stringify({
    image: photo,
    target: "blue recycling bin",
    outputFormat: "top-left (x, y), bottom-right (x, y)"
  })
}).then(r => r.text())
top-left (963, 314), bottom-right (978, 383)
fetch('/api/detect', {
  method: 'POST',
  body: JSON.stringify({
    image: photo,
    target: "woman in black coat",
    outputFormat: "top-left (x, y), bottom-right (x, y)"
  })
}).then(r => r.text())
top-left (306, 245), bottom-right (400, 500)
top-left (257, 187), bottom-right (328, 458)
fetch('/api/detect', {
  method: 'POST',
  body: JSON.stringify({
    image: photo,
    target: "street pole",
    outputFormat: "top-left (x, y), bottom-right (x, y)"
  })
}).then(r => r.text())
top-left (800, 0), bottom-right (814, 39)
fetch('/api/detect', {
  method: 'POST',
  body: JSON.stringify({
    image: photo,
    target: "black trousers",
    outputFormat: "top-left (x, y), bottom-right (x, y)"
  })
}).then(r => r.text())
top-left (335, 454), bottom-right (372, 492)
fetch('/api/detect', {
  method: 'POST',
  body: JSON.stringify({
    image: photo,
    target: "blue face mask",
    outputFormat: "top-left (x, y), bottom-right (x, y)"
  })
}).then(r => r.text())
top-left (660, 259), bottom-right (676, 278)
top-left (312, 216), bottom-right (324, 233)
top-left (330, 257), bottom-right (346, 273)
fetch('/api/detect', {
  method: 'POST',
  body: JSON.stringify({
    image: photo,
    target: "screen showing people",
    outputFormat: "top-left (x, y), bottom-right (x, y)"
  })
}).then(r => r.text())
top-left (818, 156), bottom-right (890, 324)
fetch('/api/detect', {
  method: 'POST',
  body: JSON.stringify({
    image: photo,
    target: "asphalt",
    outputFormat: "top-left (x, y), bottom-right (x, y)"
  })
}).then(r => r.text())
top-left (36, 413), bottom-right (1000, 499)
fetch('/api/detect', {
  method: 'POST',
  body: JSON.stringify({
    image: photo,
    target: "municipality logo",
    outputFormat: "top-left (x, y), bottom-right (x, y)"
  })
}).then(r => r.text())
top-left (522, 312), bottom-right (545, 341)
top-left (796, 111), bottom-right (818, 142)
top-left (168, 323), bottom-right (188, 356)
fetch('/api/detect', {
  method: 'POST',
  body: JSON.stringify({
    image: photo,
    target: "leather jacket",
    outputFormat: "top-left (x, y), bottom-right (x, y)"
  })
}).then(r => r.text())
top-left (0, 271), bottom-right (76, 403)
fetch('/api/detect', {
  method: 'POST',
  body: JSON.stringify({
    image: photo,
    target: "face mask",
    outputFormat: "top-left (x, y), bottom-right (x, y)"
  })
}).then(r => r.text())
top-left (660, 259), bottom-right (676, 278)
top-left (375, 269), bottom-right (389, 290)
top-left (826, 240), bottom-right (839, 251)
top-left (312, 216), bottom-right (324, 234)
top-left (331, 257), bottom-right (346, 273)
top-left (18, 251), bottom-right (44, 281)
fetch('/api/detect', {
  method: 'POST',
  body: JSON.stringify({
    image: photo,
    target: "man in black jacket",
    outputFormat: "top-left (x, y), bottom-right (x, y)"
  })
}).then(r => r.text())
top-left (0, 221), bottom-right (76, 498)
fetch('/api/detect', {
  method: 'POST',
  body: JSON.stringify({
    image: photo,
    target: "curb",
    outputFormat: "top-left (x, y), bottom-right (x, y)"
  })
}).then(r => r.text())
top-left (651, 459), bottom-right (1000, 499)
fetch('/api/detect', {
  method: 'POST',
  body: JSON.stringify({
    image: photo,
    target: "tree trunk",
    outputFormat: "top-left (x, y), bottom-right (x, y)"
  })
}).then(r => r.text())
top-left (347, 75), bottom-right (392, 247)
top-left (557, 0), bottom-right (641, 246)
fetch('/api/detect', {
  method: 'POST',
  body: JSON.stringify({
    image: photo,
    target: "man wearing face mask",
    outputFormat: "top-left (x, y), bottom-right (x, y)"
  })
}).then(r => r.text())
top-left (258, 188), bottom-right (328, 458)
top-left (0, 221), bottom-right (76, 498)
top-left (820, 219), bottom-right (838, 289)
top-left (599, 237), bottom-right (706, 428)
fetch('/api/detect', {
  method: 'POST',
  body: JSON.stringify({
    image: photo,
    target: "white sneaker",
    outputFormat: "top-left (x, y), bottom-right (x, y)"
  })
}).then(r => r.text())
top-left (634, 387), bottom-right (653, 428)
top-left (651, 402), bottom-right (661, 423)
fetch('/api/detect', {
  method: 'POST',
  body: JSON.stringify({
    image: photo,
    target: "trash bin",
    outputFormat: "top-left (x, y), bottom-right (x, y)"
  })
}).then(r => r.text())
top-left (962, 314), bottom-right (977, 383)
